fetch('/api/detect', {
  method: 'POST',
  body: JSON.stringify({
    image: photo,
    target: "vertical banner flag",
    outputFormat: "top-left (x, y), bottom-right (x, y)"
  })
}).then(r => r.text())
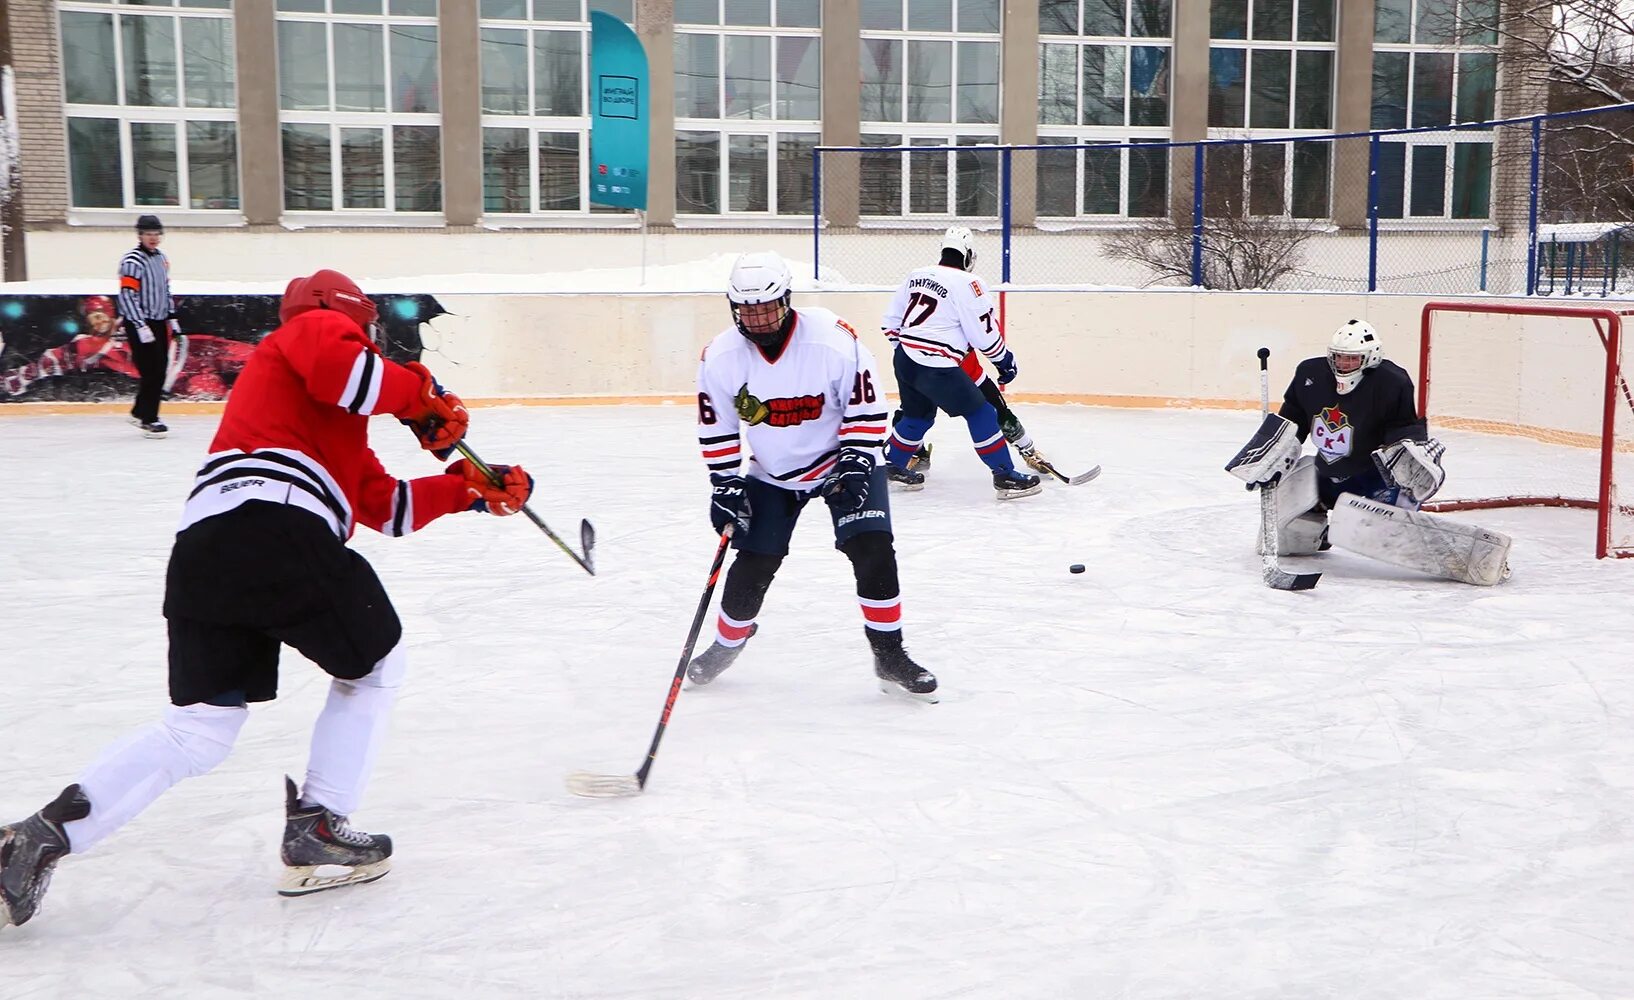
top-left (589, 11), bottom-right (649, 211)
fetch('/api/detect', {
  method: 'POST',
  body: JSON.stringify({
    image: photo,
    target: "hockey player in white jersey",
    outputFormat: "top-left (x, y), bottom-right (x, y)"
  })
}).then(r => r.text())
top-left (880, 227), bottom-right (1041, 498)
top-left (687, 252), bottom-right (937, 701)
top-left (1225, 320), bottom-right (1510, 585)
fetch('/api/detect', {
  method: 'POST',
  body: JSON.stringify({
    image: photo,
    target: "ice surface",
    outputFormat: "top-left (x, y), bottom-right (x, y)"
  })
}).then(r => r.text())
top-left (2, 405), bottom-right (1632, 999)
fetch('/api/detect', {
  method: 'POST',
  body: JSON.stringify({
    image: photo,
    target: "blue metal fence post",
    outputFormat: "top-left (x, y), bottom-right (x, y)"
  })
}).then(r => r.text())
top-left (1479, 228), bottom-right (1490, 291)
top-left (1525, 118), bottom-right (1542, 296)
top-left (1611, 233), bottom-right (1622, 296)
top-left (811, 147), bottom-right (822, 280)
top-left (1190, 142), bottom-right (1204, 287)
top-left (1367, 134), bottom-right (1380, 292)
top-left (1001, 146), bottom-right (1013, 284)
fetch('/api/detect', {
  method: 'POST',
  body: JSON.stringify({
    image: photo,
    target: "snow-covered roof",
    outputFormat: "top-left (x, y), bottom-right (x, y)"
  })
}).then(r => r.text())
top-left (1537, 222), bottom-right (1634, 243)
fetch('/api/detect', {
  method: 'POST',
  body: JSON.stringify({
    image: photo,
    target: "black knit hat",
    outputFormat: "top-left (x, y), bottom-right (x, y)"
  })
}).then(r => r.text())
top-left (135, 214), bottom-right (164, 233)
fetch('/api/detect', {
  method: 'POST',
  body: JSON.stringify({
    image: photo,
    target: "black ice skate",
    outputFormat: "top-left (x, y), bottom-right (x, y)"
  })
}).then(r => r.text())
top-left (869, 633), bottom-right (939, 703)
top-left (0, 784), bottom-right (89, 929)
top-left (993, 469), bottom-right (1043, 500)
top-left (279, 777), bottom-right (392, 898)
top-left (886, 463), bottom-right (926, 491)
top-left (686, 624), bottom-right (757, 685)
top-left (139, 420), bottom-right (168, 438)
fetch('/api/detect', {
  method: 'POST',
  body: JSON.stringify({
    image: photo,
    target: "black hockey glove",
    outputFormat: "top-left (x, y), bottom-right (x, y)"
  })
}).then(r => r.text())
top-left (709, 474), bottom-right (752, 535)
top-left (995, 350), bottom-right (1018, 386)
top-left (822, 450), bottom-right (874, 514)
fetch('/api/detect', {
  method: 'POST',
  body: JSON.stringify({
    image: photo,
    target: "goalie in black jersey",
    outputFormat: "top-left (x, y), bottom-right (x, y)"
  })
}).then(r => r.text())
top-left (1226, 320), bottom-right (1511, 586)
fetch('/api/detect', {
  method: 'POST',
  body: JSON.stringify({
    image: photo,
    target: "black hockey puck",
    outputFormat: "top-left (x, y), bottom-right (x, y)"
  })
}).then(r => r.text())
top-left (1069, 563), bottom-right (1085, 574)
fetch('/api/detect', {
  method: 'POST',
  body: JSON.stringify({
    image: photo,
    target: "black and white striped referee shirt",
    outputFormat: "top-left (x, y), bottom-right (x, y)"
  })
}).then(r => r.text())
top-left (117, 245), bottom-right (172, 330)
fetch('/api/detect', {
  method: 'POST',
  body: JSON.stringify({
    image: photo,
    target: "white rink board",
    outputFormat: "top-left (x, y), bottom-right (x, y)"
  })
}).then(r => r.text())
top-left (1, 405), bottom-right (1632, 999)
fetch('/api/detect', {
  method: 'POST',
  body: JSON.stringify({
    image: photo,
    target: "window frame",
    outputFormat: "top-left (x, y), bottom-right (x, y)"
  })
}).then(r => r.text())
top-left (276, 2), bottom-right (444, 217)
top-left (60, 0), bottom-right (241, 219)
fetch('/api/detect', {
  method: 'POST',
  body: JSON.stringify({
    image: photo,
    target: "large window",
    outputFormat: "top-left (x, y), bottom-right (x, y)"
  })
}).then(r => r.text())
top-left (479, 0), bottom-right (634, 215)
top-left (60, 0), bottom-right (239, 212)
top-left (1035, 0), bottom-right (1170, 219)
top-left (1206, 0), bottom-right (1336, 218)
top-left (1372, 0), bottom-right (1498, 220)
top-left (276, 0), bottom-right (443, 213)
top-left (859, 0), bottom-right (1002, 217)
top-left (674, 0), bottom-right (821, 216)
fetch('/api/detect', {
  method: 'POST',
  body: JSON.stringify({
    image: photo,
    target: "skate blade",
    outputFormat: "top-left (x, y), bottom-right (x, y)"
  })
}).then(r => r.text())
top-left (565, 771), bottom-right (644, 798)
top-left (890, 481), bottom-right (927, 492)
top-left (995, 484), bottom-right (1044, 501)
top-left (278, 859), bottom-right (391, 897)
top-left (878, 680), bottom-right (940, 704)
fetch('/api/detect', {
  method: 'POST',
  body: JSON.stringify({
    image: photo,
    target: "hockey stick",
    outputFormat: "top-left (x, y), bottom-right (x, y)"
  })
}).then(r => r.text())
top-left (993, 389), bottom-right (1102, 486)
top-left (452, 441), bottom-right (597, 576)
top-left (1257, 348), bottom-right (1320, 592)
top-left (565, 525), bottom-right (734, 798)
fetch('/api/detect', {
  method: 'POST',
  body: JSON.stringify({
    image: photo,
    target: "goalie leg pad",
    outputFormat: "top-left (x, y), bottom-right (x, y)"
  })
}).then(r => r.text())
top-left (1256, 457), bottom-right (1325, 555)
top-left (1328, 494), bottom-right (1512, 586)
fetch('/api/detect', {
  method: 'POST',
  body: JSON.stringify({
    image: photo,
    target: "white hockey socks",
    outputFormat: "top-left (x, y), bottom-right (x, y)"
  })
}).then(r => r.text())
top-left (301, 644), bottom-right (407, 818)
top-left (1328, 494), bottom-right (1512, 586)
top-left (63, 702), bottom-right (248, 854)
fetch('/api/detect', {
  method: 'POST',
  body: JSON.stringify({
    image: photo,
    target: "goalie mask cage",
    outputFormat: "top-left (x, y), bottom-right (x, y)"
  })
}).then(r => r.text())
top-left (1418, 301), bottom-right (1634, 559)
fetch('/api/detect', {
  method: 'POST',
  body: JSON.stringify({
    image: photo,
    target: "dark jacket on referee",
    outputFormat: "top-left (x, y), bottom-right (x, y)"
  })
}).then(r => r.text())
top-left (119, 215), bottom-right (174, 427)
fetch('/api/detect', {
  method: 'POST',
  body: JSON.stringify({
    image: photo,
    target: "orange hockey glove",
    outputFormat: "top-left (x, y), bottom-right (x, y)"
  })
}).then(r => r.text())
top-left (449, 459), bottom-right (533, 516)
top-left (401, 361), bottom-right (469, 456)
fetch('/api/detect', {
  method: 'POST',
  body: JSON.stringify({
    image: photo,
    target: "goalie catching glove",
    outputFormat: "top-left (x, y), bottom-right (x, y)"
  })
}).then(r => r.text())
top-left (1225, 413), bottom-right (1302, 489)
top-left (400, 361), bottom-right (469, 456)
top-left (1373, 438), bottom-right (1446, 504)
top-left (448, 458), bottom-right (532, 516)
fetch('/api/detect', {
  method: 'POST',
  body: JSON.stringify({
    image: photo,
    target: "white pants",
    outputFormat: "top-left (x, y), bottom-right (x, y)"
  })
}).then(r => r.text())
top-left (62, 645), bottom-right (406, 854)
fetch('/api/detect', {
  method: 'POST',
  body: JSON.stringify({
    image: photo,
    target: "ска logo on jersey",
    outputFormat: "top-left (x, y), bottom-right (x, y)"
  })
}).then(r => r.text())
top-left (735, 384), bottom-right (825, 427)
top-left (1311, 405), bottom-right (1352, 461)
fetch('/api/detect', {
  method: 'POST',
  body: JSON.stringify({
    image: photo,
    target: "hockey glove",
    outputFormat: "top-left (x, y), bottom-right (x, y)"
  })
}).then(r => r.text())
top-left (822, 450), bottom-right (874, 514)
top-left (400, 361), bottom-right (469, 457)
top-left (994, 350), bottom-right (1018, 386)
top-left (449, 458), bottom-right (532, 516)
top-left (709, 474), bottom-right (752, 535)
top-left (1373, 438), bottom-right (1446, 504)
top-left (1226, 413), bottom-right (1302, 490)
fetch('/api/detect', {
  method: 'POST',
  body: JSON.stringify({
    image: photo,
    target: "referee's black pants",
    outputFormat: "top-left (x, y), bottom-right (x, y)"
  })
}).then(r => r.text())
top-left (129, 322), bottom-right (170, 424)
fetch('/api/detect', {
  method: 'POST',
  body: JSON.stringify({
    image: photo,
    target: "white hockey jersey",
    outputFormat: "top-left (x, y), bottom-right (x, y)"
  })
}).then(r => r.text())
top-left (697, 307), bottom-right (887, 492)
top-left (880, 264), bottom-right (1007, 370)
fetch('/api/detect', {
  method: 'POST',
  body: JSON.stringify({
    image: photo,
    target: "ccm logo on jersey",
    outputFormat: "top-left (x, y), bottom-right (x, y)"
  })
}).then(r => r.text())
top-left (837, 509), bottom-right (887, 527)
top-left (734, 385), bottom-right (825, 427)
top-left (1311, 405), bottom-right (1352, 461)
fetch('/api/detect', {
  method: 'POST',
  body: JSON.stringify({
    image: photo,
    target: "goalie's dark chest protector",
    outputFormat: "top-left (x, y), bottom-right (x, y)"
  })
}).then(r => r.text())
top-left (1278, 356), bottom-right (1426, 481)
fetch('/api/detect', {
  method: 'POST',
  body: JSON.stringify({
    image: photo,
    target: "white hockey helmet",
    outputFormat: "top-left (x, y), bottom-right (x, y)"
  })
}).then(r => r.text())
top-left (1327, 319), bottom-right (1383, 394)
top-left (941, 226), bottom-right (975, 270)
top-left (726, 251), bottom-right (795, 347)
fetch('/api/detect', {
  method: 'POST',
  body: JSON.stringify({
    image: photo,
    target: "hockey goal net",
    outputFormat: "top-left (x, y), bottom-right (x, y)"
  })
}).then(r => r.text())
top-left (1418, 300), bottom-right (1634, 558)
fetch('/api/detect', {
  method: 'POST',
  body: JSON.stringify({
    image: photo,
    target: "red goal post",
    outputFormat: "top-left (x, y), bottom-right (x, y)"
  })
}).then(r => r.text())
top-left (1418, 300), bottom-right (1634, 559)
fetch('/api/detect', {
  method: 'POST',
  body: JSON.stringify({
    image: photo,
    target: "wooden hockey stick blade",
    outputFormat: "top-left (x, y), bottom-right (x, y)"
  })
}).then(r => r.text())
top-left (1063, 465), bottom-right (1102, 486)
top-left (565, 770), bottom-right (644, 798)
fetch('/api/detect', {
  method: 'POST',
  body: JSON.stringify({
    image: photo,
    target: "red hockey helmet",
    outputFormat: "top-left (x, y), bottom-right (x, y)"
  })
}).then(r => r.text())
top-left (280, 269), bottom-right (380, 340)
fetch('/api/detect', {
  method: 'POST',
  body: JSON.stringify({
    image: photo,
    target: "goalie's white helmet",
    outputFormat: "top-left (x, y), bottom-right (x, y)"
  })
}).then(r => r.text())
top-left (726, 251), bottom-right (796, 348)
top-left (941, 226), bottom-right (975, 270)
top-left (1327, 319), bottom-right (1382, 395)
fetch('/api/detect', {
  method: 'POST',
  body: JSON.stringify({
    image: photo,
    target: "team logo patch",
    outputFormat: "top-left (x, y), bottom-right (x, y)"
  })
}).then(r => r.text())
top-left (1311, 405), bottom-right (1352, 461)
top-left (970, 280), bottom-right (984, 297)
top-left (734, 384), bottom-right (825, 427)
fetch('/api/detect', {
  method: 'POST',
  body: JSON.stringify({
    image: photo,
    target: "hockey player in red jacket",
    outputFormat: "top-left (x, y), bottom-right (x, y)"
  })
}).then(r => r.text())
top-left (0, 269), bottom-right (534, 926)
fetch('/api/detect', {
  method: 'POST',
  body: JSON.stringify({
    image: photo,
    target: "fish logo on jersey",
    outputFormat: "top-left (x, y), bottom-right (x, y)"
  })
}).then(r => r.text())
top-left (1311, 405), bottom-right (1352, 461)
top-left (735, 384), bottom-right (826, 428)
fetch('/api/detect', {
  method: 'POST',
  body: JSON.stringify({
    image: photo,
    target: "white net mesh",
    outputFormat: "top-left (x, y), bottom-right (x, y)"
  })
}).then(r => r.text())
top-left (1419, 303), bottom-right (1634, 557)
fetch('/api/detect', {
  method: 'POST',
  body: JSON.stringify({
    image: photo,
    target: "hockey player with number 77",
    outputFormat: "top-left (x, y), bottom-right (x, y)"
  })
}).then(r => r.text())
top-left (1225, 319), bottom-right (1511, 585)
top-left (0, 269), bottom-right (537, 929)
top-left (686, 251), bottom-right (938, 702)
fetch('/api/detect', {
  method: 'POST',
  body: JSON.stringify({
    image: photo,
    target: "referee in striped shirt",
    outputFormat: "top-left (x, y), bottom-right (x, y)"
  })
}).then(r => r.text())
top-left (119, 214), bottom-right (174, 437)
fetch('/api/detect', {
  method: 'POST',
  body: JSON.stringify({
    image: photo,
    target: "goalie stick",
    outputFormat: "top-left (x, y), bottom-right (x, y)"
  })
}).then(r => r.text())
top-left (1255, 348), bottom-right (1320, 592)
top-left (565, 526), bottom-right (734, 798)
top-left (452, 440), bottom-right (597, 576)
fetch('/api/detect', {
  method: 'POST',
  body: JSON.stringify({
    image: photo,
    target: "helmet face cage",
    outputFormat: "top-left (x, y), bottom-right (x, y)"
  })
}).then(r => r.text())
top-left (1326, 320), bottom-right (1381, 394)
top-left (726, 252), bottom-right (795, 346)
top-left (730, 295), bottom-right (793, 346)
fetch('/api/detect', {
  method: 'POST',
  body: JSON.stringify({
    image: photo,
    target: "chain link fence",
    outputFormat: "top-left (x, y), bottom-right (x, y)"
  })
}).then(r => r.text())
top-left (811, 103), bottom-right (1634, 296)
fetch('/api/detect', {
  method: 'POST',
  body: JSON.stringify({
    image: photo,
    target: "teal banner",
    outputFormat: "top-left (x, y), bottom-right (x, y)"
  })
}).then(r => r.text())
top-left (588, 12), bottom-right (649, 211)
